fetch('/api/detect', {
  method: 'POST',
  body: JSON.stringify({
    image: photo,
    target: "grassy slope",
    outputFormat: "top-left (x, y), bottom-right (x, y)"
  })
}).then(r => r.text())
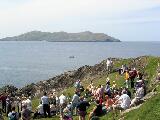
top-left (4, 56), bottom-right (160, 120)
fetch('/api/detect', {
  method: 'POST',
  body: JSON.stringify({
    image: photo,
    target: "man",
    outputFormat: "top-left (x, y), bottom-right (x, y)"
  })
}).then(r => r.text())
top-left (41, 92), bottom-right (50, 117)
top-left (71, 92), bottom-right (80, 115)
top-left (59, 93), bottom-right (67, 116)
top-left (8, 106), bottom-right (19, 120)
top-left (21, 104), bottom-right (32, 120)
top-left (77, 97), bottom-right (90, 120)
top-left (113, 90), bottom-right (131, 111)
top-left (106, 58), bottom-right (112, 73)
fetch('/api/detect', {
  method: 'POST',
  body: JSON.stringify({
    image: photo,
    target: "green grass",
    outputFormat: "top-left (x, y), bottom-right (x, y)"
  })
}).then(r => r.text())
top-left (124, 86), bottom-right (160, 120)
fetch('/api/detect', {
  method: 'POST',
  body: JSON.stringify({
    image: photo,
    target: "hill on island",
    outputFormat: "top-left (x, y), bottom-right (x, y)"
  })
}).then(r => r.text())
top-left (0, 31), bottom-right (120, 42)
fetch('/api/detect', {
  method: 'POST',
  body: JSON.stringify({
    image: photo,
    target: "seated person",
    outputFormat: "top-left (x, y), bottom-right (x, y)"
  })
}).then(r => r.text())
top-left (131, 86), bottom-right (144, 106)
top-left (8, 106), bottom-right (19, 120)
top-left (105, 95), bottom-right (114, 112)
top-left (33, 102), bottom-right (44, 119)
top-left (89, 100), bottom-right (103, 120)
top-left (63, 107), bottom-right (72, 120)
top-left (112, 90), bottom-right (131, 111)
top-left (50, 104), bottom-right (57, 116)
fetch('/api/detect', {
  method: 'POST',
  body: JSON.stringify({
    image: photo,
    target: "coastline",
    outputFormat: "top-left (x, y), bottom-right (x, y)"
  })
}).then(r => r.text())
top-left (0, 55), bottom-right (155, 97)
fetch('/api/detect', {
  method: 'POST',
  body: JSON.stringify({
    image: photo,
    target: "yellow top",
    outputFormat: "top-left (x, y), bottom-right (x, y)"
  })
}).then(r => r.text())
top-left (125, 72), bottom-right (129, 80)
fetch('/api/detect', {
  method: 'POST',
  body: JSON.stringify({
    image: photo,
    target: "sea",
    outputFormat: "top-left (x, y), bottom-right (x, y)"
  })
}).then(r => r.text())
top-left (0, 41), bottom-right (160, 87)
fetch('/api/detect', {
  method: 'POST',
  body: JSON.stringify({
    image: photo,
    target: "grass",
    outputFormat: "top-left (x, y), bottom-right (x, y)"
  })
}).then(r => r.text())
top-left (124, 86), bottom-right (160, 120)
top-left (3, 56), bottom-right (160, 120)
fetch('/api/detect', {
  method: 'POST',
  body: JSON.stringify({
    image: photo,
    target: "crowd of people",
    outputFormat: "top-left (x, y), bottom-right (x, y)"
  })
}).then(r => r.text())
top-left (0, 60), bottom-right (147, 120)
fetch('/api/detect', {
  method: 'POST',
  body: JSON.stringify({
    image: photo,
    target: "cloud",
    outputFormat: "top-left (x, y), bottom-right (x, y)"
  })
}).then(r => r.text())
top-left (0, 0), bottom-right (160, 39)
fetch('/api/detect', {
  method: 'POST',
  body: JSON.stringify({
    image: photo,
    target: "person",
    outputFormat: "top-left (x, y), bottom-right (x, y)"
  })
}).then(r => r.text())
top-left (74, 80), bottom-right (81, 91)
top-left (106, 58), bottom-right (112, 73)
top-left (77, 97), bottom-right (90, 120)
top-left (71, 92), bottom-right (80, 115)
top-left (33, 102), bottom-right (44, 119)
top-left (96, 85), bottom-right (103, 100)
top-left (0, 93), bottom-right (7, 113)
top-left (129, 68), bottom-right (137, 88)
top-left (8, 106), bottom-right (19, 120)
top-left (50, 104), bottom-right (56, 116)
top-left (59, 93), bottom-right (67, 117)
top-left (21, 104), bottom-right (32, 120)
top-left (25, 97), bottom-right (32, 111)
top-left (125, 70), bottom-right (130, 88)
top-left (89, 100), bottom-right (103, 120)
top-left (62, 107), bottom-right (72, 120)
top-left (112, 81), bottom-right (117, 90)
top-left (41, 92), bottom-right (50, 117)
top-left (131, 86), bottom-right (144, 106)
top-left (6, 95), bottom-right (12, 116)
top-left (105, 95), bottom-right (114, 110)
top-left (0, 108), bottom-right (4, 120)
top-left (112, 90), bottom-right (131, 111)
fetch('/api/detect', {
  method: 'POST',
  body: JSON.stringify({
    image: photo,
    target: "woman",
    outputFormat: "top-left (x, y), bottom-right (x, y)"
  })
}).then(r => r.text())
top-left (89, 100), bottom-right (103, 120)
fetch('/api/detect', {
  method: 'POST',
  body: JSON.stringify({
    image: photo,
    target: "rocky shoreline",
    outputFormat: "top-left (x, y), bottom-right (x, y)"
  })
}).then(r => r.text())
top-left (0, 56), bottom-right (153, 97)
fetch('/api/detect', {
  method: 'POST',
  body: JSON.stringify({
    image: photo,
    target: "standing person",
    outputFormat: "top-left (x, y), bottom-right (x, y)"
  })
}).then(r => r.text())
top-left (71, 92), bottom-right (80, 115)
top-left (8, 106), bottom-right (19, 120)
top-left (125, 70), bottom-right (130, 88)
top-left (0, 93), bottom-right (7, 113)
top-left (25, 97), bottom-right (32, 111)
top-left (21, 104), bottom-right (32, 120)
top-left (41, 92), bottom-right (50, 118)
top-left (59, 93), bottom-right (67, 117)
top-left (77, 97), bottom-right (90, 120)
top-left (106, 58), bottom-right (113, 73)
top-left (6, 95), bottom-right (12, 116)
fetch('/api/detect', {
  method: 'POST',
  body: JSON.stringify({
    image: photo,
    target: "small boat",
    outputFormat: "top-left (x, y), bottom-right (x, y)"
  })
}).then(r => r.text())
top-left (69, 56), bottom-right (75, 59)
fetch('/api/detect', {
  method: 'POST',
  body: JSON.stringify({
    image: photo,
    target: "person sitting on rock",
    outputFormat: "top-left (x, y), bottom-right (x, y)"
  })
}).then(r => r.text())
top-left (130, 86), bottom-right (144, 107)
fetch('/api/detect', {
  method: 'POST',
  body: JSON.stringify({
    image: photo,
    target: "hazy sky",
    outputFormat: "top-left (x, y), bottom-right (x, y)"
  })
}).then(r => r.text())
top-left (0, 0), bottom-right (160, 41)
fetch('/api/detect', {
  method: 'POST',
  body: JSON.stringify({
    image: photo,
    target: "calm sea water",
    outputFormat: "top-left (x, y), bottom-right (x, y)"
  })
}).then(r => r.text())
top-left (0, 41), bottom-right (160, 87)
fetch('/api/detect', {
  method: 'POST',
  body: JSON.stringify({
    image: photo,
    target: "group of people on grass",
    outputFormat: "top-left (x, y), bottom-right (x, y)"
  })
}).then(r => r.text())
top-left (0, 60), bottom-right (146, 120)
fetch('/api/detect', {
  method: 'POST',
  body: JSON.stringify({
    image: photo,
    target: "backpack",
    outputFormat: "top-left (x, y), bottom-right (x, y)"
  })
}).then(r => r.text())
top-left (10, 112), bottom-right (17, 120)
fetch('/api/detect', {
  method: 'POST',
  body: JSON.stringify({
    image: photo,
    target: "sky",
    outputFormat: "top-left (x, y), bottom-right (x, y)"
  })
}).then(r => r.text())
top-left (0, 0), bottom-right (160, 41)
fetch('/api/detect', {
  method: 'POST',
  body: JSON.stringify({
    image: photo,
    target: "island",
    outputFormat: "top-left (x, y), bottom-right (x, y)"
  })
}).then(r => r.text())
top-left (0, 31), bottom-right (120, 42)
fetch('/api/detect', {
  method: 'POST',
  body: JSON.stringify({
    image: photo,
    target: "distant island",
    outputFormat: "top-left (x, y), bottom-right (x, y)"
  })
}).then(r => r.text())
top-left (0, 31), bottom-right (120, 42)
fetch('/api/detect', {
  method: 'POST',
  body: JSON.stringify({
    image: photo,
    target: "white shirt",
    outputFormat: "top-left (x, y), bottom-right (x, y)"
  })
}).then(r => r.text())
top-left (41, 96), bottom-right (49, 105)
top-left (22, 100), bottom-right (27, 106)
top-left (59, 94), bottom-right (66, 105)
top-left (72, 94), bottom-right (79, 104)
top-left (25, 99), bottom-right (32, 111)
top-left (118, 94), bottom-right (131, 109)
top-left (37, 104), bottom-right (44, 114)
top-left (136, 87), bottom-right (144, 99)
top-left (107, 60), bottom-right (112, 66)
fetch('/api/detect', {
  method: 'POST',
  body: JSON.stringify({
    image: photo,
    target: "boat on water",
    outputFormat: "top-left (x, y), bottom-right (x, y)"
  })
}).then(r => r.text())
top-left (69, 56), bottom-right (75, 59)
